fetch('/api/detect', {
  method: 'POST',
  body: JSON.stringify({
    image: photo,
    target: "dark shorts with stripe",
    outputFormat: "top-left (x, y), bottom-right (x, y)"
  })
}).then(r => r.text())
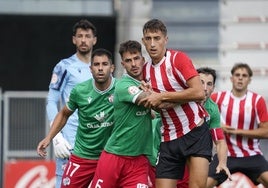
top-left (156, 121), bottom-right (213, 179)
top-left (208, 154), bottom-right (268, 185)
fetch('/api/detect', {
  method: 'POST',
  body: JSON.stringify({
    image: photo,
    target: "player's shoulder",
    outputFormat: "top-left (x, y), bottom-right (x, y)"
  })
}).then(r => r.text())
top-left (56, 54), bottom-right (77, 67)
top-left (168, 49), bottom-right (189, 58)
top-left (115, 75), bottom-right (139, 90)
top-left (78, 78), bottom-right (92, 87)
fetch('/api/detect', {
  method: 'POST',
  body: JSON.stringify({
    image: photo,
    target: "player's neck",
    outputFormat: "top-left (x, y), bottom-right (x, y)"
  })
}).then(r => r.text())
top-left (95, 77), bottom-right (112, 91)
top-left (231, 89), bottom-right (247, 98)
top-left (152, 51), bottom-right (166, 65)
top-left (76, 52), bottom-right (91, 64)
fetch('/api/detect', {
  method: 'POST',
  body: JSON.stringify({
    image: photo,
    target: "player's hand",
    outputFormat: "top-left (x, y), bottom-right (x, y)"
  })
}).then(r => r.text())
top-left (52, 133), bottom-right (72, 158)
top-left (139, 80), bottom-right (152, 92)
top-left (221, 125), bottom-right (236, 135)
top-left (216, 164), bottom-right (232, 181)
top-left (37, 138), bottom-right (50, 158)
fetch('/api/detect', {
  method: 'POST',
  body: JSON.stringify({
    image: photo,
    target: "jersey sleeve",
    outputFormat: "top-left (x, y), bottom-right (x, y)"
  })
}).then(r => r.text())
top-left (256, 96), bottom-right (268, 122)
top-left (46, 60), bottom-right (69, 123)
top-left (48, 60), bottom-right (69, 91)
top-left (210, 128), bottom-right (225, 141)
top-left (116, 81), bottom-right (143, 104)
top-left (46, 88), bottom-right (61, 123)
top-left (172, 51), bottom-right (198, 81)
top-left (66, 86), bottom-right (78, 112)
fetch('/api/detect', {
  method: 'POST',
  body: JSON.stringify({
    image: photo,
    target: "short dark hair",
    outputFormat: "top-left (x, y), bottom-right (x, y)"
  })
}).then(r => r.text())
top-left (72, 19), bottom-right (97, 36)
top-left (231, 63), bottom-right (253, 77)
top-left (92, 48), bottom-right (113, 64)
top-left (197, 67), bottom-right (217, 84)
top-left (119, 40), bottom-right (142, 58)
top-left (143, 18), bottom-right (167, 36)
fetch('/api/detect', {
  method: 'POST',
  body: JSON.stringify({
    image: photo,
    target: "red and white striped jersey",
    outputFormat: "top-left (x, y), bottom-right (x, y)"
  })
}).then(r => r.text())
top-left (143, 50), bottom-right (206, 142)
top-left (211, 90), bottom-right (268, 157)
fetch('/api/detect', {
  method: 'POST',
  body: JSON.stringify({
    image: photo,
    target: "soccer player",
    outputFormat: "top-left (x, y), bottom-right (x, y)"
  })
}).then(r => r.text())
top-left (207, 63), bottom-right (268, 188)
top-left (37, 48), bottom-right (115, 188)
top-left (141, 18), bottom-right (212, 188)
top-left (90, 40), bottom-right (154, 188)
top-left (46, 19), bottom-right (97, 187)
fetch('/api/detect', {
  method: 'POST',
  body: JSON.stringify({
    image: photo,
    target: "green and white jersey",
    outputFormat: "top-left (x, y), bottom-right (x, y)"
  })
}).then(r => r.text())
top-left (67, 77), bottom-right (116, 159)
top-left (104, 74), bottom-right (153, 156)
top-left (204, 97), bottom-right (221, 129)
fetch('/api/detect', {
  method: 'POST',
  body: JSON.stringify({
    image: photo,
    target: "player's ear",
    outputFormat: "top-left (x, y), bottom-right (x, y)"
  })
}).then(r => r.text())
top-left (72, 36), bottom-right (76, 45)
top-left (110, 64), bottom-right (115, 74)
top-left (142, 37), bottom-right (145, 45)
top-left (93, 37), bottom-right (97, 46)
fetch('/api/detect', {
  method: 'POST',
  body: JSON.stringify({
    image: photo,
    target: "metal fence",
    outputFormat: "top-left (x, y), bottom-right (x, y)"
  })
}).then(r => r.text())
top-left (1, 90), bottom-right (54, 187)
top-left (2, 91), bottom-right (51, 161)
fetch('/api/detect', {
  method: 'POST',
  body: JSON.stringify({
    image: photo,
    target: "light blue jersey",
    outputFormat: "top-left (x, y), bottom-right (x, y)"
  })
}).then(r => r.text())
top-left (46, 53), bottom-right (92, 187)
top-left (47, 54), bottom-right (92, 146)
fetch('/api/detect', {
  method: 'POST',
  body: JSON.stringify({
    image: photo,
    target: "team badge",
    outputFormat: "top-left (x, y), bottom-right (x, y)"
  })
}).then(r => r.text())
top-left (62, 177), bottom-right (71, 186)
top-left (167, 66), bottom-right (172, 77)
top-left (50, 73), bottom-right (58, 84)
top-left (128, 86), bottom-right (140, 95)
top-left (108, 94), bottom-right (114, 103)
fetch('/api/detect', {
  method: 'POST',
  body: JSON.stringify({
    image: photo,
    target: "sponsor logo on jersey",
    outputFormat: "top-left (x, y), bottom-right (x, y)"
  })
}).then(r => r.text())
top-left (136, 109), bottom-right (150, 116)
top-left (86, 122), bottom-right (114, 128)
top-left (94, 111), bottom-right (106, 122)
top-left (86, 111), bottom-right (114, 128)
top-left (136, 183), bottom-right (148, 188)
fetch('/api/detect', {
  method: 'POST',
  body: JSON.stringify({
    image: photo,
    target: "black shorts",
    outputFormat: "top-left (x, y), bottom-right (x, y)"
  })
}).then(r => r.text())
top-left (156, 122), bottom-right (212, 179)
top-left (208, 154), bottom-right (268, 185)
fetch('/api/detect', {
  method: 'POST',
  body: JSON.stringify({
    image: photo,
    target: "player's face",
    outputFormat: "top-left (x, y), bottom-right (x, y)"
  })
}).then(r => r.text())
top-left (230, 68), bottom-right (251, 92)
top-left (199, 73), bottom-right (215, 101)
top-left (73, 28), bottom-right (97, 54)
top-left (121, 51), bottom-right (144, 81)
top-left (91, 55), bottom-right (114, 85)
top-left (142, 30), bottom-right (168, 64)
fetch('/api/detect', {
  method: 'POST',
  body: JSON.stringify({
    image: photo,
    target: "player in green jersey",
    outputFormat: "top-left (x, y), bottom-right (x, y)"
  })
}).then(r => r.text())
top-left (90, 40), bottom-right (152, 188)
top-left (37, 48), bottom-right (115, 188)
top-left (91, 40), bottom-right (175, 188)
top-left (197, 67), bottom-right (231, 183)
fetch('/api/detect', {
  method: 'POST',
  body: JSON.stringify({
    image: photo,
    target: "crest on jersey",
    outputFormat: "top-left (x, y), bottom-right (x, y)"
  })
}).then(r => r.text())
top-left (108, 94), bottom-right (114, 103)
top-left (62, 177), bottom-right (71, 186)
top-left (167, 66), bottom-right (172, 77)
top-left (128, 86), bottom-right (140, 95)
top-left (50, 73), bottom-right (58, 84)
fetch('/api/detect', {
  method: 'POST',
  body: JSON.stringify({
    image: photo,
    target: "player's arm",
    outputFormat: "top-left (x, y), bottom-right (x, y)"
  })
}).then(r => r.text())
top-left (222, 121), bottom-right (268, 139)
top-left (139, 76), bottom-right (205, 108)
top-left (46, 88), bottom-right (61, 122)
top-left (136, 90), bottom-right (177, 110)
top-left (210, 128), bottom-right (232, 180)
top-left (37, 106), bottom-right (73, 157)
top-left (160, 76), bottom-right (205, 103)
